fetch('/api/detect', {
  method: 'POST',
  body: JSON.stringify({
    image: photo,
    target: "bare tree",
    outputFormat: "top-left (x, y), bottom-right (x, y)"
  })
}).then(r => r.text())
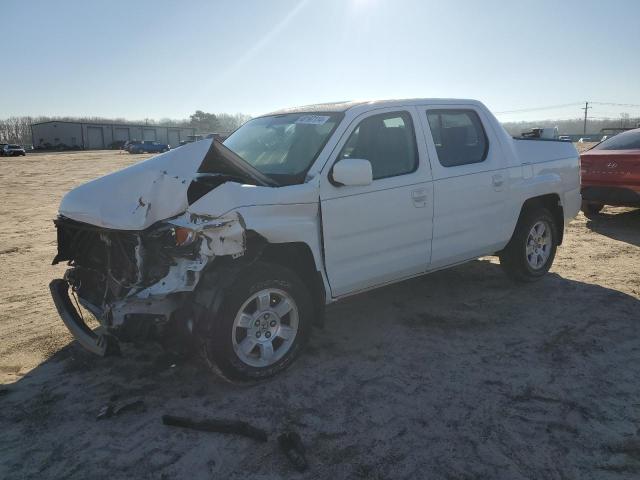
top-left (620, 112), bottom-right (630, 128)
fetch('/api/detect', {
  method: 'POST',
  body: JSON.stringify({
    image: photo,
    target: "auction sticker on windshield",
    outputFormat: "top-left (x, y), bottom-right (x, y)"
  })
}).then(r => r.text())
top-left (295, 115), bottom-right (331, 125)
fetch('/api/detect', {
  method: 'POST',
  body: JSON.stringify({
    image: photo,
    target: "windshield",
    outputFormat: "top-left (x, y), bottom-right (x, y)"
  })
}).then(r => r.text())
top-left (593, 129), bottom-right (640, 151)
top-left (222, 112), bottom-right (343, 184)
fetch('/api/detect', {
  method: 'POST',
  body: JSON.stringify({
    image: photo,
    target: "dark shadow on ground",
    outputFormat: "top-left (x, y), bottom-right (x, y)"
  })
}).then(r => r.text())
top-left (2, 260), bottom-right (640, 479)
top-left (586, 207), bottom-right (640, 247)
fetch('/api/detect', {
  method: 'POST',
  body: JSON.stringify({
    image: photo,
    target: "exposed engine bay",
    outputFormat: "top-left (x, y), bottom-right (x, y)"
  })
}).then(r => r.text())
top-left (52, 210), bottom-right (246, 345)
top-left (48, 138), bottom-right (277, 351)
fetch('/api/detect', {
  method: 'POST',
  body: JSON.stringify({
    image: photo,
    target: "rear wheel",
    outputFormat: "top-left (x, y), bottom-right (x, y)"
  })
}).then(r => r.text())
top-left (202, 262), bottom-right (312, 380)
top-left (499, 207), bottom-right (558, 282)
top-left (581, 200), bottom-right (604, 218)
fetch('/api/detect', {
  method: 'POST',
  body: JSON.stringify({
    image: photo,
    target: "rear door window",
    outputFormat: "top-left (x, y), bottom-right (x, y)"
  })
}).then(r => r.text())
top-left (426, 109), bottom-right (488, 167)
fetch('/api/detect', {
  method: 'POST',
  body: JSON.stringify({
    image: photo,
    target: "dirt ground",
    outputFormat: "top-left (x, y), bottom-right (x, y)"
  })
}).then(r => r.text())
top-left (1, 149), bottom-right (639, 479)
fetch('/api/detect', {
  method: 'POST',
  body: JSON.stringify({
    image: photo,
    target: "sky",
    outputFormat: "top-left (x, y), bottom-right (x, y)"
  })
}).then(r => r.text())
top-left (1, 0), bottom-right (639, 122)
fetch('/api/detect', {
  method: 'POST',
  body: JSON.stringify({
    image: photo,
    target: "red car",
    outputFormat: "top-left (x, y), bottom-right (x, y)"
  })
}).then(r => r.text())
top-left (580, 127), bottom-right (640, 216)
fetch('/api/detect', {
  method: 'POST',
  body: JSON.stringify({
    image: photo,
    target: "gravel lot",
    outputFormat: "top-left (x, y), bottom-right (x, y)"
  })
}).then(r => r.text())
top-left (1, 149), bottom-right (639, 479)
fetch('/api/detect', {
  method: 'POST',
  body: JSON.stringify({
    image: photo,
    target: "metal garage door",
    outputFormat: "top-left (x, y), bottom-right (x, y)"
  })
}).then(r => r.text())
top-left (87, 127), bottom-right (104, 149)
top-left (168, 129), bottom-right (180, 148)
top-left (114, 127), bottom-right (130, 142)
top-left (143, 129), bottom-right (157, 141)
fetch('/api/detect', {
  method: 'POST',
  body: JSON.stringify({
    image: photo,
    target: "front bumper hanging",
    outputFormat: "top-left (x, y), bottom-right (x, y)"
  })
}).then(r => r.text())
top-left (49, 279), bottom-right (120, 356)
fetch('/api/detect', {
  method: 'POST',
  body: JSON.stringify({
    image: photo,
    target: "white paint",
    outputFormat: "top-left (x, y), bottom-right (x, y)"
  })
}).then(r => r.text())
top-left (331, 158), bottom-right (373, 186)
top-left (417, 103), bottom-right (510, 268)
top-left (57, 98), bottom-right (580, 309)
top-left (319, 106), bottom-right (434, 296)
top-left (59, 139), bottom-right (211, 230)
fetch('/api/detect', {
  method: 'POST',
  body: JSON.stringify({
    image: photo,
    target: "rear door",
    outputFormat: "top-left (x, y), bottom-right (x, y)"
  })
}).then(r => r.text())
top-left (417, 105), bottom-right (509, 268)
top-left (320, 107), bottom-right (434, 297)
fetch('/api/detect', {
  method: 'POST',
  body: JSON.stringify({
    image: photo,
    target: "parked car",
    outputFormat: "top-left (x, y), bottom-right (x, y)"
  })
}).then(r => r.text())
top-left (178, 135), bottom-right (207, 147)
top-left (50, 98), bottom-right (580, 380)
top-left (128, 140), bottom-right (170, 154)
top-left (580, 127), bottom-right (640, 216)
top-left (1, 144), bottom-right (26, 156)
top-left (558, 135), bottom-right (572, 142)
top-left (521, 127), bottom-right (558, 139)
top-left (122, 140), bottom-right (141, 152)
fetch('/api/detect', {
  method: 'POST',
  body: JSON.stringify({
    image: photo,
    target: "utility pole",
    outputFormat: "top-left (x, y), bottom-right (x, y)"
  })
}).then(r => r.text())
top-left (582, 101), bottom-right (591, 135)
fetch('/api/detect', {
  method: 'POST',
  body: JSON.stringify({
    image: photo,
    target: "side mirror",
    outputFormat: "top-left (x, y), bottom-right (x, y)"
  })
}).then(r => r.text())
top-left (331, 158), bottom-right (373, 186)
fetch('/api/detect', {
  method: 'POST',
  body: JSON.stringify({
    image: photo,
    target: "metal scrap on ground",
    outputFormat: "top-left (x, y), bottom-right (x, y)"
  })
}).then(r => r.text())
top-left (162, 414), bottom-right (268, 442)
top-left (278, 430), bottom-right (308, 472)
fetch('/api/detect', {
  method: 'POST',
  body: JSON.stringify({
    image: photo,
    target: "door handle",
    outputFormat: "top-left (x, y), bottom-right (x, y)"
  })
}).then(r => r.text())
top-left (411, 188), bottom-right (427, 208)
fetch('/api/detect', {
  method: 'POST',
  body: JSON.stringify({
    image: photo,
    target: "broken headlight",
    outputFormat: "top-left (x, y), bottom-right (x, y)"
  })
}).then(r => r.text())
top-left (172, 227), bottom-right (197, 247)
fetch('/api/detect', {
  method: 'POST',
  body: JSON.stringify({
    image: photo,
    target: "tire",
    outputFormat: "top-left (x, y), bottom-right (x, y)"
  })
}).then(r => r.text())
top-left (581, 200), bottom-right (604, 218)
top-left (499, 207), bottom-right (558, 282)
top-left (202, 262), bottom-right (313, 380)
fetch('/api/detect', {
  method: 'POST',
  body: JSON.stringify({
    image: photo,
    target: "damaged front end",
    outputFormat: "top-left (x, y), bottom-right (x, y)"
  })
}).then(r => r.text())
top-left (50, 211), bottom-right (246, 355)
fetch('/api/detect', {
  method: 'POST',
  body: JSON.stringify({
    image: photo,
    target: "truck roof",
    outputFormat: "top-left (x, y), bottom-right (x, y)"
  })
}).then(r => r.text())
top-left (266, 98), bottom-right (483, 116)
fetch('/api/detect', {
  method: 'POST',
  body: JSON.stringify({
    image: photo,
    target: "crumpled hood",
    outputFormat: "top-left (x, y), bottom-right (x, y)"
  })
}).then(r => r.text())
top-left (60, 137), bottom-right (279, 230)
top-left (59, 140), bottom-right (213, 230)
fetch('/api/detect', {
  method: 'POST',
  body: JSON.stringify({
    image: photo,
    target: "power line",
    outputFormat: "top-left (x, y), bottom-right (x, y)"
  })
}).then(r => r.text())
top-left (589, 113), bottom-right (640, 118)
top-left (589, 114), bottom-right (635, 120)
top-left (495, 101), bottom-right (640, 116)
top-left (590, 101), bottom-right (640, 108)
top-left (494, 103), bottom-right (582, 114)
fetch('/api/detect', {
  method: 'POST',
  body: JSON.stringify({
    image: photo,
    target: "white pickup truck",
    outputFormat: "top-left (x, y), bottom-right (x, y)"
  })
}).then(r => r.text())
top-left (50, 98), bottom-right (581, 379)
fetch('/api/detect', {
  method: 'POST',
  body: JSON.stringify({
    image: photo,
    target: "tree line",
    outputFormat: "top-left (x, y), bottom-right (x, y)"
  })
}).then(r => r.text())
top-left (0, 111), bottom-right (252, 146)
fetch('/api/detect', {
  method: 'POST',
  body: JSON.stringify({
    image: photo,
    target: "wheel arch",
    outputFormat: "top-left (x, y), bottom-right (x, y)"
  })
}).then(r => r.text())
top-left (192, 232), bottom-right (327, 333)
top-left (517, 193), bottom-right (565, 245)
top-left (256, 239), bottom-right (327, 327)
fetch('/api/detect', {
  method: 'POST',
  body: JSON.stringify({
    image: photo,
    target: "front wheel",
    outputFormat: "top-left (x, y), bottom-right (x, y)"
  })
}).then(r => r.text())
top-left (202, 262), bottom-right (313, 380)
top-left (499, 207), bottom-right (558, 282)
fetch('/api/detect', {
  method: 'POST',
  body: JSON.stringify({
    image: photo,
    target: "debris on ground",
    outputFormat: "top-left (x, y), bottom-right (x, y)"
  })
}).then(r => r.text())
top-left (278, 431), bottom-right (308, 472)
top-left (114, 399), bottom-right (146, 415)
top-left (97, 399), bottom-right (146, 420)
top-left (162, 414), bottom-right (268, 442)
top-left (96, 404), bottom-right (114, 420)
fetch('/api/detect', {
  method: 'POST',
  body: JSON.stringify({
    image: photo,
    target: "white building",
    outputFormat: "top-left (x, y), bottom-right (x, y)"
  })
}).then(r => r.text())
top-left (30, 121), bottom-right (196, 150)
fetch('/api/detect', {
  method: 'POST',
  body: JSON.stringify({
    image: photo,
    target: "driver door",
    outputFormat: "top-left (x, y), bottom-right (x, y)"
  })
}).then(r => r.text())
top-left (319, 107), bottom-right (434, 297)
